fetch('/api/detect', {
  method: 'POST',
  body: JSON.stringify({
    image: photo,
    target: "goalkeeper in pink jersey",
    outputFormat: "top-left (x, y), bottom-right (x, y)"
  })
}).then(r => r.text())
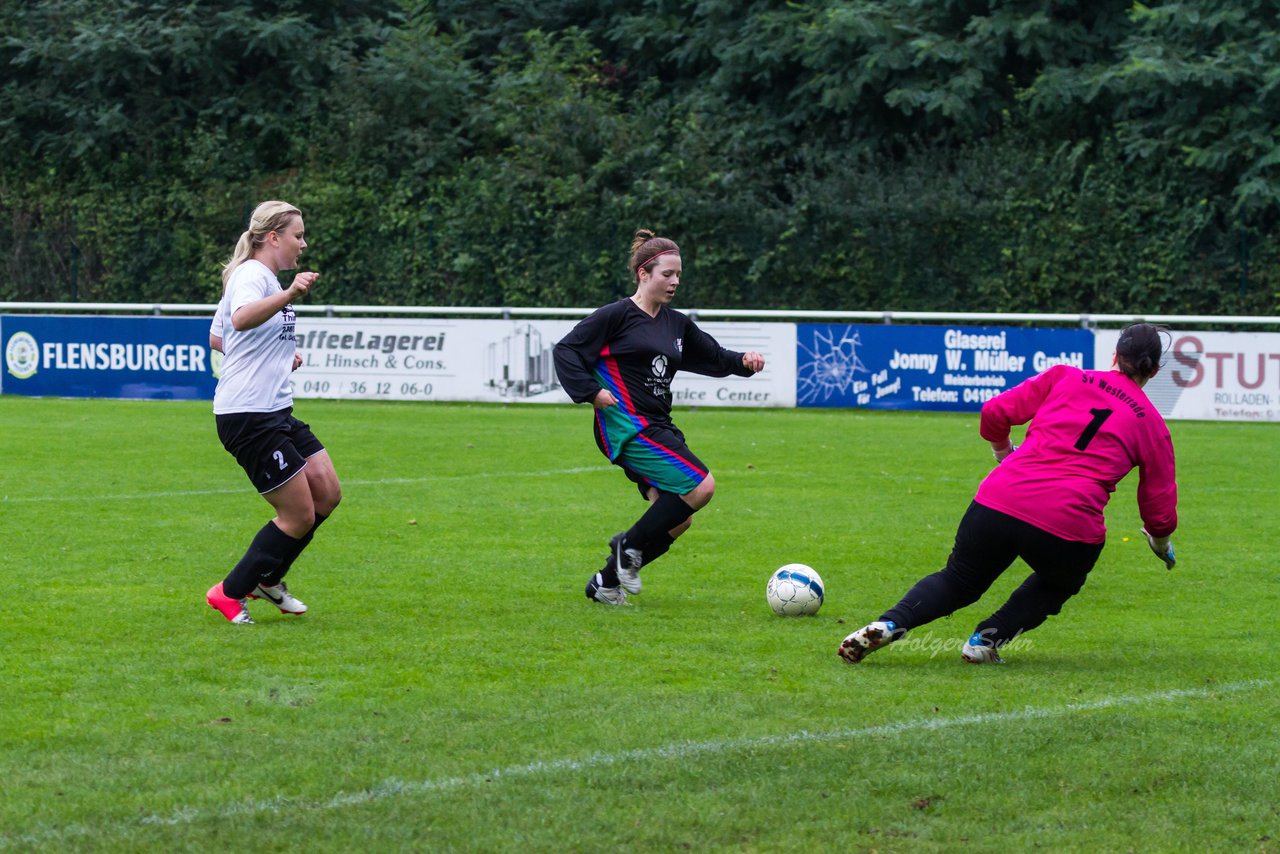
top-left (838, 322), bottom-right (1178, 665)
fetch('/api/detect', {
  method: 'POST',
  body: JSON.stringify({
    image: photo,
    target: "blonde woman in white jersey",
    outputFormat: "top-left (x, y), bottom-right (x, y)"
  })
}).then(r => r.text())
top-left (206, 200), bottom-right (341, 624)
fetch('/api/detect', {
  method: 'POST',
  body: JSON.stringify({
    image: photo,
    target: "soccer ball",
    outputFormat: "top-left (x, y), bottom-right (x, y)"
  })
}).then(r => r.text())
top-left (765, 564), bottom-right (824, 616)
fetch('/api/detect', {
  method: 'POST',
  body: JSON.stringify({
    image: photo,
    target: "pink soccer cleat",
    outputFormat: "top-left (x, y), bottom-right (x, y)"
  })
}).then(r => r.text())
top-left (207, 582), bottom-right (254, 625)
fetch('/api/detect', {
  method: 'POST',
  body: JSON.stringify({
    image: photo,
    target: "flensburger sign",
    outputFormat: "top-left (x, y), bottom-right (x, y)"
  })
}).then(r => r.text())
top-left (1, 315), bottom-right (217, 399)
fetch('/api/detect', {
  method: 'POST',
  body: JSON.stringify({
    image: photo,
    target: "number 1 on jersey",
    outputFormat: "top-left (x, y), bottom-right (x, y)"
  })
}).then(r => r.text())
top-left (1074, 407), bottom-right (1114, 450)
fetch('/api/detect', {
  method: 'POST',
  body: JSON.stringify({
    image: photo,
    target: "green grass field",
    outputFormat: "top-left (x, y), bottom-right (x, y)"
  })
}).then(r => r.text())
top-left (1, 397), bottom-right (1276, 853)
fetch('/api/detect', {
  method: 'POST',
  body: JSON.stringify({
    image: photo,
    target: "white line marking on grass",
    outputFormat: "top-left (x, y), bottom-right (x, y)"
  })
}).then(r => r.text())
top-left (0, 467), bottom-right (607, 504)
top-left (2, 678), bottom-right (1270, 849)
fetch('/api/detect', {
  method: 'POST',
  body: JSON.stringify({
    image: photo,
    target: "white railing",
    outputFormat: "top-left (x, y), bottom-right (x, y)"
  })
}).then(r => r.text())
top-left (0, 301), bottom-right (1276, 327)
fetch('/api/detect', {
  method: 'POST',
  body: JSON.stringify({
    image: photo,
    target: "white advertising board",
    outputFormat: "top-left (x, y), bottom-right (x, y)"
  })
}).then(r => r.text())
top-left (1095, 329), bottom-right (1280, 422)
top-left (291, 317), bottom-right (795, 407)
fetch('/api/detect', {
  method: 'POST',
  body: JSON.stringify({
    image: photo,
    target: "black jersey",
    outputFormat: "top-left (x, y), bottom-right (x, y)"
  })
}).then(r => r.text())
top-left (554, 298), bottom-right (752, 429)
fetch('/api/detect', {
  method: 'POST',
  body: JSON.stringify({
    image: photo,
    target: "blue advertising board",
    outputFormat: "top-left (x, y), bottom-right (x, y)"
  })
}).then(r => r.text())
top-left (0, 314), bottom-right (1096, 410)
top-left (2, 315), bottom-right (217, 400)
top-left (796, 324), bottom-right (1094, 411)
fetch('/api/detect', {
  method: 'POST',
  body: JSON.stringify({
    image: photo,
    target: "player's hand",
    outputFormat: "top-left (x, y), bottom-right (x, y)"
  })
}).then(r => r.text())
top-left (292, 352), bottom-right (303, 372)
top-left (742, 351), bottom-right (765, 373)
top-left (991, 440), bottom-right (1016, 463)
top-left (592, 389), bottom-right (618, 408)
top-left (1142, 527), bottom-right (1176, 570)
top-left (290, 271), bottom-right (319, 297)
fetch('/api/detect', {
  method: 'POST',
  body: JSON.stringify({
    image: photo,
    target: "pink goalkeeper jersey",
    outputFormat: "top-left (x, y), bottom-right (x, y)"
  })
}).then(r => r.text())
top-left (975, 364), bottom-right (1178, 544)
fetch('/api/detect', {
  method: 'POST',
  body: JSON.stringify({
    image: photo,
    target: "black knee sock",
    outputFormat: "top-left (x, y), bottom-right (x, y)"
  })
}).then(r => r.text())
top-left (262, 512), bottom-right (329, 586)
top-left (595, 530), bottom-right (677, 588)
top-left (223, 521), bottom-right (300, 599)
top-left (644, 531), bottom-right (676, 566)
top-left (624, 492), bottom-right (694, 559)
top-left (596, 556), bottom-right (621, 588)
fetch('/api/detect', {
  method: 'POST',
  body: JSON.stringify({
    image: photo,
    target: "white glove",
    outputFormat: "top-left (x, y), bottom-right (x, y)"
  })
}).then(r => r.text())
top-left (1142, 527), bottom-right (1176, 570)
top-left (991, 441), bottom-right (1017, 463)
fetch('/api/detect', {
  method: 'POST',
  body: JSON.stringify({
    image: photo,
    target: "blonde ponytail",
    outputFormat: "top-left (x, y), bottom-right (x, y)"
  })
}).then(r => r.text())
top-left (221, 230), bottom-right (255, 290)
top-left (221, 200), bottom-right (302, 290)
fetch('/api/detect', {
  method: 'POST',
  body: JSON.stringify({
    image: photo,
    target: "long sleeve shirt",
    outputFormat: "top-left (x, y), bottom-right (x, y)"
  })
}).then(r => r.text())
top-left (553, 298), bottom-right (752, 457)
top-left (975, 364), bottom-right (1178, 544)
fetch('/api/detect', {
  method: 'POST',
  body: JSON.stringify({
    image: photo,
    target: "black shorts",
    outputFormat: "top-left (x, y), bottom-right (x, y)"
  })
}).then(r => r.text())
top-left (216, 407), bottom-right (325, 494)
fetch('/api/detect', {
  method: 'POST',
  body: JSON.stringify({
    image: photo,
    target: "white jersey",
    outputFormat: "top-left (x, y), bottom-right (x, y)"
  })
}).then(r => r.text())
top-left (212, 259), bottom-right (296, 414)
top-left (210, 304), bottom-right (224, 339)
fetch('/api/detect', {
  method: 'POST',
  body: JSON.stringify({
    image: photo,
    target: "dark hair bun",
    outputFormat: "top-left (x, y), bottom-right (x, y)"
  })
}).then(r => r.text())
top-left (628, 229), bottom-right (679, 277)
top-left (630, 229), bottom-right (657, 255)
top-left (1116, 323), bottom-right (1166, 380)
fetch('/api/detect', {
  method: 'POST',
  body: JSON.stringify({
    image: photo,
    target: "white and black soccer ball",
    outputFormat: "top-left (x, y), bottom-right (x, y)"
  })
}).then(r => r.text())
top-left (765, 564), bottom-right (824, 616)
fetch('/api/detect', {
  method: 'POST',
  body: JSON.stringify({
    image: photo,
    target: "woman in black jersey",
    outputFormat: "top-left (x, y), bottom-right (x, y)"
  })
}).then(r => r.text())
top-left (553, 229), bottom-right (765, 604)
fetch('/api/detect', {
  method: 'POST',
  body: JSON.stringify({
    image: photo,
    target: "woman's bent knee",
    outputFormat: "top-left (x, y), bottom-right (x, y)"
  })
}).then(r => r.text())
top-left (688, 473), bottom-right (716, 509)
top-left (317, 485), bottom-right (342, 516)
top-left (277, 509), bottom-right (315, 538)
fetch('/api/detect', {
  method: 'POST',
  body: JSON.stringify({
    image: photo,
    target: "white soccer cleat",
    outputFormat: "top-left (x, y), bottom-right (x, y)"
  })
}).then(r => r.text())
top-left (585, 572), bottom-right (630, 606)
top-left (961, 632), bottom-right (1005, 665)
top-left (592, 585), bottom-right (629, 606)
top-left (837, 620), bottom-right (897, 664)
top-left (611, 533), bottom-right (643, 594)
top-left (248, 582), bottom-right (308, 615)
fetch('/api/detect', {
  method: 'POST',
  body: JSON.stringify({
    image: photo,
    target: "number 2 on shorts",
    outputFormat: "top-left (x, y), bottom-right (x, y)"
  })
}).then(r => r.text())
top-left (273, 450), bottom-right (287, 470)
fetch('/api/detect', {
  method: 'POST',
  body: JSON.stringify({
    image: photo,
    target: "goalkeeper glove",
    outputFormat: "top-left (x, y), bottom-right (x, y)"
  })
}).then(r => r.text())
top-left (1141, 527), bottom-right (1176, 570)
top-left (991, 441), bottom-right (1017, 463)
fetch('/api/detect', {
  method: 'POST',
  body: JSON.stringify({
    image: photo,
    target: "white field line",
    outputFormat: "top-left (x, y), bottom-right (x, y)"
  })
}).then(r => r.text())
top-left (2, 678), bottom-right (1270, 849)
top-left (0, 467), bottom-right (608, 504)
